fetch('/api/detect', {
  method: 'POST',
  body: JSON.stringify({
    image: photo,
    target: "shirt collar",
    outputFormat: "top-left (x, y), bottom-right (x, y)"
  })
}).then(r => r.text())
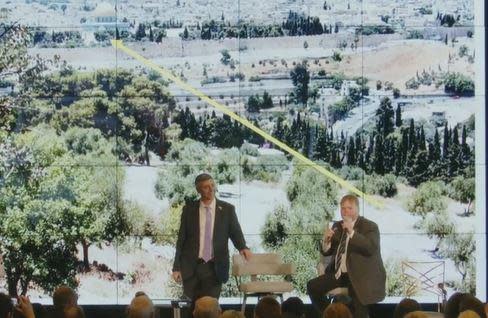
top-left (200, 198), bottom-right (216, 210)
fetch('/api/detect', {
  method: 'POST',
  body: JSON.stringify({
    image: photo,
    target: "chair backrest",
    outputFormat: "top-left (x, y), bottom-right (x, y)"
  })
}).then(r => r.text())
top-left (401, 261), bottom-right (446, 312)
top-left (232, 253), bottom-right (294, 276)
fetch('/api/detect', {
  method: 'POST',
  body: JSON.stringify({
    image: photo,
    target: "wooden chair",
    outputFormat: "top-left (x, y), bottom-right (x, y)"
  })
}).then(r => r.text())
top-left (232, 253), bottom-right (295, 312)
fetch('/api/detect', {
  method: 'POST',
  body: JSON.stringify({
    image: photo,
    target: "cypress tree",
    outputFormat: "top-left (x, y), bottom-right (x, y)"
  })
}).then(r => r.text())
top-left (346, 136), bottom-right (356, 166)
top-left (376, 97), bottom-right (395, 137)
top-left (373, 134), bottom-right (385, 174)
top-left (395, 104), bottom-right (402, 127)
top-left (419, 125), bottom-right (426, 151)
top-left (408, 150), bottom-right (429, 186)
top-left (460, 125), bottom-right (471, 165)
top-left (442, 122), bottom-right (450, 159)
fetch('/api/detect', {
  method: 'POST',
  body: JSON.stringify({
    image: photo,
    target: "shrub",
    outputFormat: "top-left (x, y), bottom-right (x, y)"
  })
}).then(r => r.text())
top-left (407, 181), bottom-right (447, 217)
top-left (360, 173), bottom-right (398, 197)
top-left (261, 205), bottom-right (289, 249)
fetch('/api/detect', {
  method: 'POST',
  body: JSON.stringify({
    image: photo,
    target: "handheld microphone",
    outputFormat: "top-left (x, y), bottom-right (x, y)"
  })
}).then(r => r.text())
top-left (331, 220), bottom-right (341, 230)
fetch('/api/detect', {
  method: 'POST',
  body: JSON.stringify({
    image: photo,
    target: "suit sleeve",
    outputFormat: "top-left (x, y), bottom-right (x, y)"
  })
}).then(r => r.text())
top-left (348, 221), bottom-right (380, 257)
top-left (228, 206), bottom-right (247, 251)
top-left (172, 205), bottom-right (187, 272)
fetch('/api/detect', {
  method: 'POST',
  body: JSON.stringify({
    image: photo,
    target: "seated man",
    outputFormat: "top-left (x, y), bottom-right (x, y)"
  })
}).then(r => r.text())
top-left (307, 194), bottom-right (386, 318)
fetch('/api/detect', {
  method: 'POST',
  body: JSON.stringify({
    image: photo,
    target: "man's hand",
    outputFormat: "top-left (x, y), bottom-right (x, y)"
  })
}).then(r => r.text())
top-left (15, 295), bottom-right (35, 318)
top-left (239, 248), bottom-right (252, 261)
top-left (172, 271), bottom-right (182, 283)
top-left (324, 225), bottom-right (335, 244)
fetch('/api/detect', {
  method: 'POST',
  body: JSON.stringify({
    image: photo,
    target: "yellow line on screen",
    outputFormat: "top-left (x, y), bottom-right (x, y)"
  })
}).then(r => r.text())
top-left (112, 39), bottom-right (382, 208)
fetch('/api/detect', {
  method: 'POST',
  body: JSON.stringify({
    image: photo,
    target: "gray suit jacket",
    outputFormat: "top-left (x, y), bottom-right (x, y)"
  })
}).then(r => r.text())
top-left (172, 199), bottom-right (247, 283)
top-left (323, 216), bottom-right (386, 304)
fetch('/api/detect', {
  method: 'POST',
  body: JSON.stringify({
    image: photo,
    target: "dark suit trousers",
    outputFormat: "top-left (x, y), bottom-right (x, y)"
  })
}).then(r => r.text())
top-left (183, 260), bottom-right (222, 301)
top-left (307, 272), bottom-right (369, 318)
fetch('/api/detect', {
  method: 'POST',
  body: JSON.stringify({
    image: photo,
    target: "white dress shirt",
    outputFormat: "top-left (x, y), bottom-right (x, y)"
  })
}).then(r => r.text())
top-left (322, 219), bottom-right (356, 279)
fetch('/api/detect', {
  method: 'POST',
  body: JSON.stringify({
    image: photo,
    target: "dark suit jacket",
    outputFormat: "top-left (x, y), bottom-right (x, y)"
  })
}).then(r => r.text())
top-left (323, 216), bottom-right (386, 305)
top-left (172, 199), bottom-right (247, 283)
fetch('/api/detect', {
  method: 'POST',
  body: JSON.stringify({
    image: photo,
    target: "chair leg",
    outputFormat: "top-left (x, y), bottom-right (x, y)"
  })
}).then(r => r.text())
top-left (241, 294), bottom-right (247, 313)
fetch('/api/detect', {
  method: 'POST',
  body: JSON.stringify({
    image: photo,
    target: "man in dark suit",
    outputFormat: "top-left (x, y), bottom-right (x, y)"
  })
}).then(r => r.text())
top-left (172, 173), bottom-right (252, 301)
top-left (307, 194), bottom-right (386, 318)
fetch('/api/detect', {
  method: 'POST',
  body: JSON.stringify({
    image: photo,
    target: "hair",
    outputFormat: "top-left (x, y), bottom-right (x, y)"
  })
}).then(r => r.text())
top-left (32, 303), bottom-right (48, 318)
top-left (340, 194), bottom-right (359, 209)
top-left (458, 310), bottom-right (481, 318)
top-left (53, 286), bottom-right (78, 310)
top-left (255, 296), bottom-right (281, 318)
top-left (459, 295), bottom-right (486, 318)
top-left (445, 293), bottom-right (487, 318)
top-left (127, 293), bottom-right (154, 318)
top-left (194, 297), bottom-right (221, 318)
top-left (281, 297), bottom-right (305, 318)
top-left (445, 293), bottom-right (467, 318)
top-left (323, 303), bottom-right (352, 318)
top-left (220, 310), bottom-right (245, 318)
top-left (404, 311), bottom-right (428, 318)
top-left (64, 305), bottom-right (85, 318)
top-left (0, 293), bottom-right (13, 318)
top-left (393, 298), bottom-right (422, 318)
top-left (195, 173), bottom-right (213, 186)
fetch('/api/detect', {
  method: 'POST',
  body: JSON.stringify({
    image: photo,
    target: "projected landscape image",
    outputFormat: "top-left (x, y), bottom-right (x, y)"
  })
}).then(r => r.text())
top-left (0, 0), bottom-right (485, 304)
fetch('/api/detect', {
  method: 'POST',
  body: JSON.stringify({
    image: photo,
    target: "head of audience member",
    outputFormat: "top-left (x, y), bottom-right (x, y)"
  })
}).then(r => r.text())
top-left (444, 293), bottom-right (486, 318)
top-left (340, 194), bottom-right (360, 223)
top-left (323, 303), bottom-right (352, 318)
top-left (31, 303), bottom-right (47, 318)
top-left (0, 293), bottom-right (13, 318)
top-left (193, 296), bottom-right (221, 318)
top-left (281, 297), bottom-right (305, 318)
top-left (53, 286), bottom-right (78, 312)
top-left (254, 296), bottom-right (281, 318)
top-left (393, 298), bottom-right (422, 318)
top-left (127, 291), bottom-right (155, 318)
top-left (404, 311), bottom-right (428, 318)
top-left (458, 310), bottom-right (481, 318)
top-left (64, 305), bottom-right (85, 318)
top-left (220, 309), bottom-right (245, 318)
top-left (459, 294), bottom-right (486, 318)
top-left (445, 293), bottom-right (468, 318)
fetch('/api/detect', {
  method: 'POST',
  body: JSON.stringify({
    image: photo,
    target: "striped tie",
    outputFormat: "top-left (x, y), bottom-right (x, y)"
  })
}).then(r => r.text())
top-left (202, 206), bottom-right (213, 262)
top-left (335, 233), bottom-right (347, 272)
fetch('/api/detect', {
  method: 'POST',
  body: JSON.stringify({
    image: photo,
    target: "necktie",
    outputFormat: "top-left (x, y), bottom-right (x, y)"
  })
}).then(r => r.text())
top-left (202, 206), bottom-right (213, 262)
top-left (335, 232), bottom-right (347, 272)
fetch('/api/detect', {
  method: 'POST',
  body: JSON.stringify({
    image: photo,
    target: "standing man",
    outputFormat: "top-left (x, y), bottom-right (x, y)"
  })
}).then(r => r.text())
top-left (172, 173), bottom-right (252, 301)
top-left (307, 194), bottom-right (386, 318)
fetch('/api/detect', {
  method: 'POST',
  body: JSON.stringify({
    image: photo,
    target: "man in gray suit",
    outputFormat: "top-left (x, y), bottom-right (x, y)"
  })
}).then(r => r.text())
top-left (307, 194), bottom-right (386, 318)
top-left (172, 173), bottom-right (252, 301)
